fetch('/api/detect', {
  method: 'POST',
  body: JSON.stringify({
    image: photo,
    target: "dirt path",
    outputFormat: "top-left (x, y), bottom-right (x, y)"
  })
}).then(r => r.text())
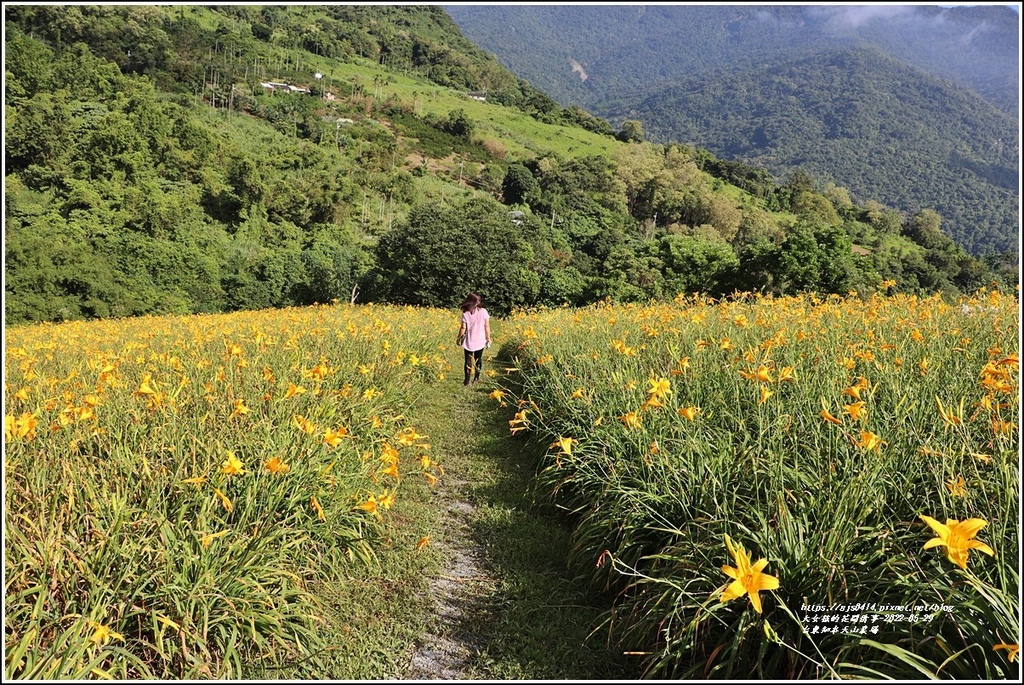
top-left (394, 358), bottom-right (636, 680)
top-left (401, 382), bottom-right (498, 679)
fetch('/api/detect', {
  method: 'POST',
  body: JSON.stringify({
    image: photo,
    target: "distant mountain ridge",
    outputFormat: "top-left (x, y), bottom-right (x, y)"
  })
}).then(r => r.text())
top-left (446, 5), bottom-right (1018, 116)
top-left (445, 4), bottom-right (1021, 255)
top-left (626, 45), bottom-right (1019, 255)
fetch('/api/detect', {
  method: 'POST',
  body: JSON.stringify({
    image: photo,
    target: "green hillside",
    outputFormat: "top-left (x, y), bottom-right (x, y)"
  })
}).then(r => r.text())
top-left (3, 4), bottom-right (1010, 326)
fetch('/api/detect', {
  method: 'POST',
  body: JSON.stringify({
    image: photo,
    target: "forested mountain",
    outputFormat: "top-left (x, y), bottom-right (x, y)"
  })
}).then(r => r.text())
top-left (445, 4), bottom-right (1021, 256)
top-left (3, 5), bottom-right (1011, 326)
top-left (625, 47), bottom-right (1019, 256)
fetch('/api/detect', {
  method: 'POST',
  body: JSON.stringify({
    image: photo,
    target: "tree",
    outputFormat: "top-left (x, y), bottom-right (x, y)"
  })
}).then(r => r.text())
top-left (442, 108), bottom-right (474, 138)
top-left (501, 163), bottom-right (540, 206)
top-left (904, 209), bottom-right (950, 251)
top-left (790, 190), bottom-right (842, 228)
top-left (371, 196), bottom-right (541, 313)
top-left (743, 222), bottom-right (861, 295)
top-left (4, 33), bottom-right (55, 100)
top-left (655, 234), bottom-right (739, 297)
top-left (296, 239), bottom-right (371, 304)
top-left (617, 119), bottom-right (645, 143)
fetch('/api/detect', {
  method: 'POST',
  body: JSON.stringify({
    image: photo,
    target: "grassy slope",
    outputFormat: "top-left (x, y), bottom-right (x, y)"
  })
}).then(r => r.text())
top-left (304, 58), bottom-right (624, 161)
top-left (187, 50), bottom-right (765, 250)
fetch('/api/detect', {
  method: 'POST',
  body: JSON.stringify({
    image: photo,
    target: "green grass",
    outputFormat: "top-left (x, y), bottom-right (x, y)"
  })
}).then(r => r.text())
top-left (403, 343), bottom-right (637, 679)
top-left (435, 381), bottom-right (637, 679)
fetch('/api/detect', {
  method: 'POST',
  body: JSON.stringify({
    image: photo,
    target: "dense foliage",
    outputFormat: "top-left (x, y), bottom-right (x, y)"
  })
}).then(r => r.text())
top-left (4, 5), bottom-right (1014, 327)
top-left (446, 4), bottom-right (1020, 256)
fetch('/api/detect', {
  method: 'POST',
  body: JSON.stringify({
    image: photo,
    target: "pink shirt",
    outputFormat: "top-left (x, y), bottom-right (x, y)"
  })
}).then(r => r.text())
top-left (461, 307), bottom-right (489, 351)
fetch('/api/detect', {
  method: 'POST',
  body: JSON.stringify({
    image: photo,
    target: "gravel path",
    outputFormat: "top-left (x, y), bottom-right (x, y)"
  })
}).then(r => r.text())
top-left (404, 487), bottom-right (493, 678)
top-left (401, 388), bottom-right (497, 680)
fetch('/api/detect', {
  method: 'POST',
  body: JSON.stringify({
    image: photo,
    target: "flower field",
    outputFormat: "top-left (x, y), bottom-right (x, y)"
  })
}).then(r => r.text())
top-left (4, 303), bottom-right (452, 679)
top-left (494, 289), bottom-right (1019, 679)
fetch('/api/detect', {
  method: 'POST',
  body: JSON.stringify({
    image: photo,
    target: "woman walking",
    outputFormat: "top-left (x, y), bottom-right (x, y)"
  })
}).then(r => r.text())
top-left (456, 293), bottom-right (491, 385)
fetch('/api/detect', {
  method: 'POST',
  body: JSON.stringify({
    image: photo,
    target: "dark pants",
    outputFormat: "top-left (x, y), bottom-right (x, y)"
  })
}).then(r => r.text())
top-left (464, 348), bottom-right (483, 385)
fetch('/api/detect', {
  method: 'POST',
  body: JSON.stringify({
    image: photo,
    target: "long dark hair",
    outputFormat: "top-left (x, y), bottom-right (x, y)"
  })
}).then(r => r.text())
top-left (460, 292), bottom-right (481, 313)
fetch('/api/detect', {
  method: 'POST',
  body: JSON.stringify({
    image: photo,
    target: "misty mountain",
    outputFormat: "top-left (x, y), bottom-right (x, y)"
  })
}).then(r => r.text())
top-left (445, 4), bottom-right (1020, 255)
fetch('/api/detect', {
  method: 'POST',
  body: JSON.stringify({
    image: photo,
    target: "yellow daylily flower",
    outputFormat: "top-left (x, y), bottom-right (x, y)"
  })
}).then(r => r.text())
top-left (719, 535), bottom-right (780, 614)
top-left (945, 475), bottom-right (967, 497)
top-left (378, 489), bottom-right (396, 510)
top-left (199, 530), bottom-right (229, 549)
top-left (843, 401), bottom-right (866, 421)
top-left (88, 622), bottom-right (124, 645)
top-left (264, 456), bottom-right (290, 475)
top-left (220, 451), bottom-right (244, 476)
top-left (619, 411), bottom-right (642, 429)
top-left (379, 443), bottom-right (400, 465)
top-left (228, 398), bottom-right (249, 420)
top-left (842, 385), bottom-right (862, 401)
top-left (991, 418), bottom-right (1016, 436)
top-left (310, 496), bottom-right (326, 521)
top-left (671, 357), bottom-right (691, 376)
top-left (820, 409), bottom-right (843, 425)
top-left (356, 494), bottom-right (378, 518)
top-left (552, 436), bottom-right (575, 455)
top-left (641, 395), bottom-right (664, 411)
top-left (323, 427), bottom-right (349, 448)
top-left (678, 406), bottom-right (701, 421)
top-left (993, 643), bottom-right (1018, 663)
top-left (5, 412), bottom-right (38, 441)
top-left (509, 410), bottom-right (530, 434)
top-left (135, 374), bottom-right (158, 396)
top-left (648, 377), bottom-right (672, 398)
top-left (293, 415), bottom-right (317, 434)
top-left (857, 431), bottom-right (885, 452)
top-left (396, 427), bottom-right (426, 447)
top-left (919, 515), bottom-right (995, 570)
top-left (213, 488), bottom-right (233, 513)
